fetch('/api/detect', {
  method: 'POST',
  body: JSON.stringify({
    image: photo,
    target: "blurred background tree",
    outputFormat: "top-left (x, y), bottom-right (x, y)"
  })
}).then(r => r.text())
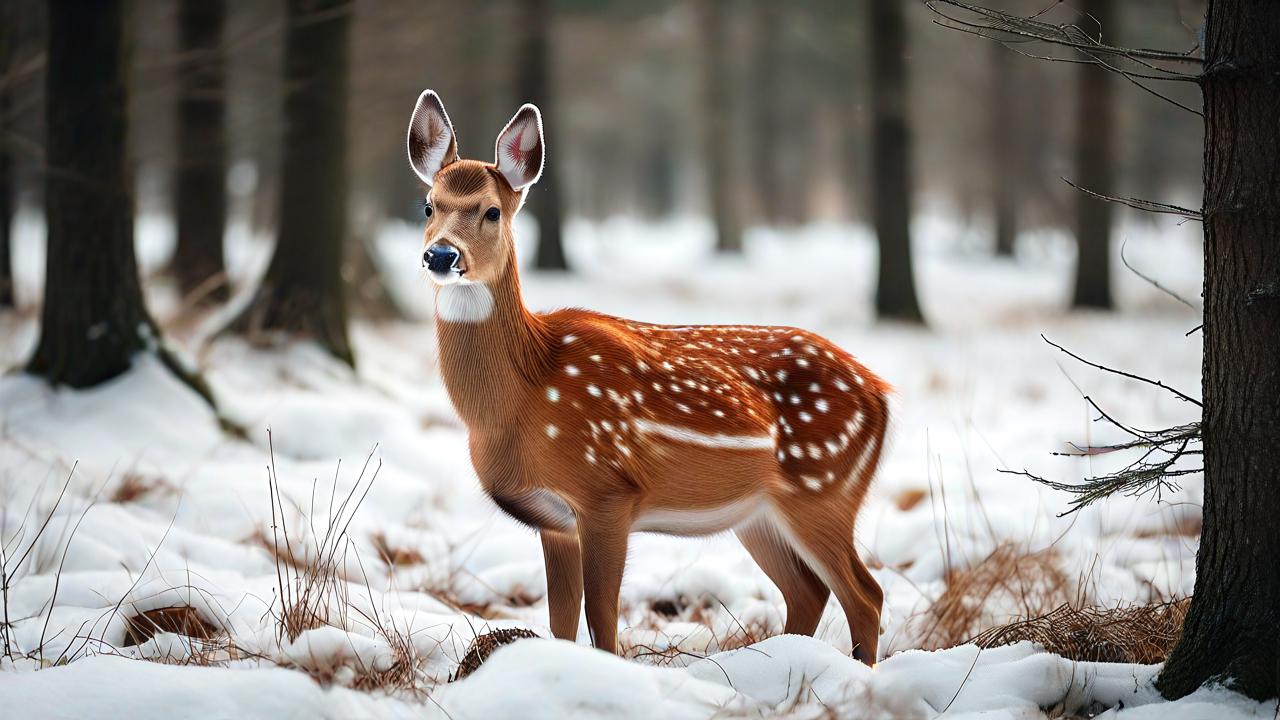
top-left (170, 0), bottom-right (230, 305)
top-left (0, 0), bottom-right (13, 309)
top-left (0, 0), bottom-right (1208, 365)
top-left (26, 0), bottom-right (212, 406)
top-left (225, 0), bottom-right (354, 366)
top-left (1071, 0), bottom-right (1116, 310)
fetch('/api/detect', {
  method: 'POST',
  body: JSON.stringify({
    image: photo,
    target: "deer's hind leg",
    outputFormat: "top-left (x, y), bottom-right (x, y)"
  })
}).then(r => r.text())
top-left (736, 518), bottom-right (830, 636)
top-left (771, 502), bottom-right (882, 665)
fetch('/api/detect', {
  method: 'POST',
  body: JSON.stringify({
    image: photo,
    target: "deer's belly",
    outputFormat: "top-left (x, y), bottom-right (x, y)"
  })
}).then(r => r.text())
top-left (632, 496), bottom-right (764, 537)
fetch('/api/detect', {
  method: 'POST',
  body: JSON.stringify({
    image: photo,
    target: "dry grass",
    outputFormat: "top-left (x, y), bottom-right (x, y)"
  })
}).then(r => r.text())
top-left (915, 541), bottom-right (1073, 650)
top-left (893, 487), bottom-right (928, 512)
top-left (971, 598), bottom-right (1191, 664)
top-left (259, 435), bottom-right (434, 697)
top-left (370, 531), bottom-right (426, 567)
top-left (109, 472), bottom-right (175, 504)
top-left (622, 596), bottom-right (777, 666)
top-left (908, 534), bottom-right (1191, 666)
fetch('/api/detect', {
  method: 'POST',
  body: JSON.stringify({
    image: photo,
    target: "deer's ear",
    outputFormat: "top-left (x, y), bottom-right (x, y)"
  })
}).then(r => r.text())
top-left (494, 104), bottom-right (544, 191)
top-left (407, 90), bottom-right (458, 186)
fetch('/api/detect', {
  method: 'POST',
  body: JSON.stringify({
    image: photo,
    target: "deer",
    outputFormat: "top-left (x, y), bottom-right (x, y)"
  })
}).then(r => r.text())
top-left (406, 90), bottom-right (891, 665)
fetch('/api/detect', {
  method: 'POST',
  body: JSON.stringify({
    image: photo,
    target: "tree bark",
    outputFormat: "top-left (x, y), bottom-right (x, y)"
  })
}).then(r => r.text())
top-left (228, 0), bottom-right (353, 366)
top-left (697, 0), bottom-right (743, 253)
top-left (28, 0), bottom-right (214, 407)
top-left (171, 0), bottom-right (229, 303)
top-left (517, 0), bottom-right (568, 271)
top-left (749, 0), bottom-right (784, 228)
top-left (871, 0), bottom-right (925, 324)
top-left (1070, 0), bottom-right (1114, 309)
top-left (1156, 0), bottom-right (1280, 701)
top-left (990, 42), bottom-right (1017, 258)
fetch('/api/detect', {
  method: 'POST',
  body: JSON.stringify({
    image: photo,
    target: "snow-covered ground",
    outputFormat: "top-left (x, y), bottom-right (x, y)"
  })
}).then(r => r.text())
top-left (0, 210), bottom-right (1273, 718)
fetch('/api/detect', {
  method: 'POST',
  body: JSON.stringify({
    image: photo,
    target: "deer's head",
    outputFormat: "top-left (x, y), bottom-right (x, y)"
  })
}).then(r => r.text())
top-left (407, 90), bottom-right (544, 289)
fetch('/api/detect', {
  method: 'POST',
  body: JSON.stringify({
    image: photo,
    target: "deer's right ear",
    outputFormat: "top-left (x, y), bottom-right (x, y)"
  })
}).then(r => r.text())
top-left (407, 90), bottom-right (458, 186)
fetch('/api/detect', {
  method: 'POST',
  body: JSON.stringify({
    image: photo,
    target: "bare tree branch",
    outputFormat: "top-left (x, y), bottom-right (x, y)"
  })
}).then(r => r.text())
top-left (1042, 335), bottom-right (1202, 406)
top-left (1060, 178), bottom-right (1204, 222)
top-left (925, 1), bottom-right (1203, 67)
top-left (1119, 240), bottom-right (1200, 310)
top-left (925, 0), bottom-right (1204, 116)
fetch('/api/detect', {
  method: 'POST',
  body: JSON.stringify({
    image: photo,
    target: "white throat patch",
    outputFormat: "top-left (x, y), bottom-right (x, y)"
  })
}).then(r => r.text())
top-left (436, 282), bottom-right (494, 323)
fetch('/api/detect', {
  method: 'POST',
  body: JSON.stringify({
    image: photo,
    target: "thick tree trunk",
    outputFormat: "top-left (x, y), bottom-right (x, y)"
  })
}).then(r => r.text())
top-left (697, 0), bottom-right (743, 254)
top-left (30, 0), bottom-right (143, 385)
top-left (229, 0), bottom-right (353, 366)
top-left (1156, 0), bottom-right (1280, 702)
top-left (28, 0), bottom-right (214, 406)
top-left (990, 42), bottom-right (1017, 258)
top-left (1070, 0), bottom-right (1114, 309)
top-left (171, 0), bottom-right (229, 303)
top-left (517, 0), bottom-right (568, 271)
top-left (870, 0), bottom-right (924, 324)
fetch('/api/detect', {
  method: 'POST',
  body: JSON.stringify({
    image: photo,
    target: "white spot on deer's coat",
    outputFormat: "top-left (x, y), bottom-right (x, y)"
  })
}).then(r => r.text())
top-left (565, 365), bottom-right (581, 377)
top-left (545, 424), bottom-right (559, 439)
top-left (815, 398), bottom-right (830, 413)
top-left (587, 385), bottom-right (602, 397)
top-left (563, 335), bottom-right (577, 344)
top-left (546, 387), bottom-right (560, 402)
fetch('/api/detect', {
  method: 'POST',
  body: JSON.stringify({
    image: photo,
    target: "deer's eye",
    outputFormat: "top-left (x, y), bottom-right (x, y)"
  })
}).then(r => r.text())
top-left (423, 201), bottom-right (433, 219)
top-left (485, 207), bottom-right (501, 222)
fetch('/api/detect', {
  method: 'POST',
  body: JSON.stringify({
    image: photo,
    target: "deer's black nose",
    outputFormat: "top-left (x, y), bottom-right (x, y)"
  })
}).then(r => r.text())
top-left (425, 243), bottom-right (460, 273)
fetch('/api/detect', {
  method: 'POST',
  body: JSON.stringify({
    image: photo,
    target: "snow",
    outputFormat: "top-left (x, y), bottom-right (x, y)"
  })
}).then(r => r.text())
top-left (1, 208), bottom-right (1275, 718)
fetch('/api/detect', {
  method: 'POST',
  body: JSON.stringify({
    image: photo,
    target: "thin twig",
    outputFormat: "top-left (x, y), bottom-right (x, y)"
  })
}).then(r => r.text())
top-left (1041, 335), bottom-right (1202, 406)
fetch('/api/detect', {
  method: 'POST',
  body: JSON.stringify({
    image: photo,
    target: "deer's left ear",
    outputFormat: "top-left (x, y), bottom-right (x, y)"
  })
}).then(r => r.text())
top-left (494, 104), bottom-right (544, 191)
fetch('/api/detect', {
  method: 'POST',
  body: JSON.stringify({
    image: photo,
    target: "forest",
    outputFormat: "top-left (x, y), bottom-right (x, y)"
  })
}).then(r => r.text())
top-left (0, 1), bottom-right (1276, 718)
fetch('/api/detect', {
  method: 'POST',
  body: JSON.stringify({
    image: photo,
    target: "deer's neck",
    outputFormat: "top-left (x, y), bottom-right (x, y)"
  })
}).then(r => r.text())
top-left (434, 268), bottom-right (552, 430)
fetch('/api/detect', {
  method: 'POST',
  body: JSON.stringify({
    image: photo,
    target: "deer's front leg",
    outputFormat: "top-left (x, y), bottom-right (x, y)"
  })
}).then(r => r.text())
top-left (577, 509), bottom-right (631, 654)
top-left (540, 529), bottom-right (583, 642)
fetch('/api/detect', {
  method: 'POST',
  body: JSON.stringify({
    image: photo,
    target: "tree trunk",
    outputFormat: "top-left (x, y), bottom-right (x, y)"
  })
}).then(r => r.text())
top-left (1156, 0), bottom-right (1280, 702)
top-left (28, 0), bottom-right (213, 406)
top-left (697, 0), bottom-right (743, 254)
top-left (0, 0), bottom-right (13, 309)
top-left (517, 0), bottom-right (568, 271)
top-left (1070, 0), bottom-right (1114, 309)
top-left (870, 0), bottom-right (924, 324)
top-left (990, 42), bottom-right (1017, 258)
top-left (171, 0), bottom-right (229, 304)
top-left (229, 0), bottom-right (353, 366)
top-left (749, 0), bottom-right (783, 228)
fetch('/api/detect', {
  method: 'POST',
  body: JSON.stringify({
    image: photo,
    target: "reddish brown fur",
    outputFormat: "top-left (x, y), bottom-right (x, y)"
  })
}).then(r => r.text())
top-left (410, 97), bottom-right (890, 663)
